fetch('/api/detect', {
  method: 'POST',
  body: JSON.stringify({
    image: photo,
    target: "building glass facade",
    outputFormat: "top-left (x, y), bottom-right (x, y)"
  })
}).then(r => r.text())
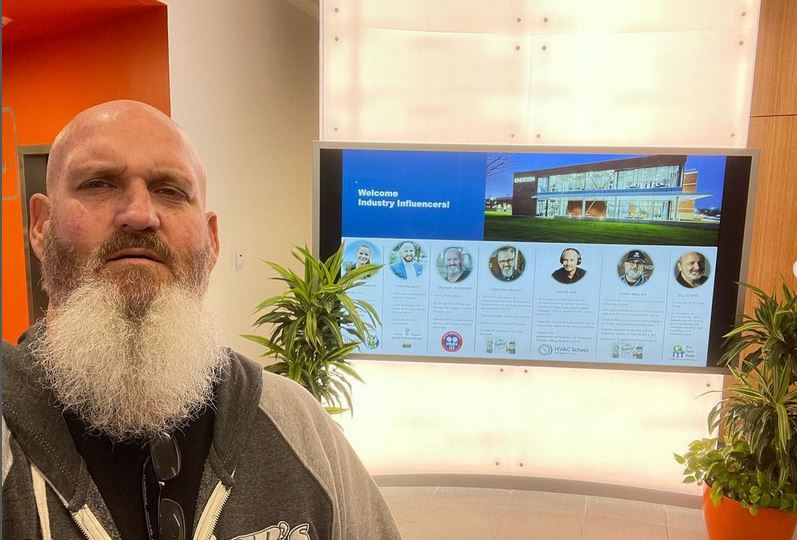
top-left (512, 156), bottom-right (708, 222)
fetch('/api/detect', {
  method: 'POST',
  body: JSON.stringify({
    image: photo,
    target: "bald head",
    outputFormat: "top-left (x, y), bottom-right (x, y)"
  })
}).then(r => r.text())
top-left (46, 100), bottom-right (207, 203)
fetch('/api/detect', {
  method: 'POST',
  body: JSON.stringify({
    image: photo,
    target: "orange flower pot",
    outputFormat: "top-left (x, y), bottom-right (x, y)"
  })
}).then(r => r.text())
top-left (703, 485), bottom-right (797, 540)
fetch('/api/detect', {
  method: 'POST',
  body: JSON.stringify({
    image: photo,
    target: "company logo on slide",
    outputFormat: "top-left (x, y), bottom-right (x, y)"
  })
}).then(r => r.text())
top-left (441, 331), bottom-right (463, 353)
top-left (672, 344), bottom-right (696, 360)
top-left (538, 344), bottom-right (553, 356)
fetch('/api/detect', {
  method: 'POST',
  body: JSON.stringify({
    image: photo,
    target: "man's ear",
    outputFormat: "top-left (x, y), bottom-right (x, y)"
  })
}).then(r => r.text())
top-left (29, 194), bottom-right (51, 261)
top-left (206, 212), bottom-right (220, 268)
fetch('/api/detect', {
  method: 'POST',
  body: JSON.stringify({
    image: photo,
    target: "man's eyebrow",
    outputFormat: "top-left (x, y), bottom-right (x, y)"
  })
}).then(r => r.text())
top-left (150, 167), bottom-right (194, 186)
top-left (68, 161), bottom-right (126, 178)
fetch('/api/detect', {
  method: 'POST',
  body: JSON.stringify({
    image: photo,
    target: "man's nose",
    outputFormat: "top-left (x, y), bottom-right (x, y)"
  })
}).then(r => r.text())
top-left (114, 183), bottom-right (160, 231)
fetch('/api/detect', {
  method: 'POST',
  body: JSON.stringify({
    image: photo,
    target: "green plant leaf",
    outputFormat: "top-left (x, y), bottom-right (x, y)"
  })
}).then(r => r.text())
top-left (247, 243), bottom-right (381, 417)
top-left (683, 280), bottom-right (797, 514)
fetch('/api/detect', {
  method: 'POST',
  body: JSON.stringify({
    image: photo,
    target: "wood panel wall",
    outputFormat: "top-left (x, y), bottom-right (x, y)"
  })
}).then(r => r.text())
top-left (745, 0), bottom-right (797, 305)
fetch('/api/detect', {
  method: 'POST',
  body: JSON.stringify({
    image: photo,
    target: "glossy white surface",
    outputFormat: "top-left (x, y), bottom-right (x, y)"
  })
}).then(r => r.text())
top-left (340, 360), bottom-right (723, 496)
top-left (321, 0), bottom-right (760, 146)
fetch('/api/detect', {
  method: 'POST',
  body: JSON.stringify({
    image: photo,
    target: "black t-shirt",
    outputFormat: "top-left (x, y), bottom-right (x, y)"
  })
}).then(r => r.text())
top-left (64, 405), bottom-right (215, 539)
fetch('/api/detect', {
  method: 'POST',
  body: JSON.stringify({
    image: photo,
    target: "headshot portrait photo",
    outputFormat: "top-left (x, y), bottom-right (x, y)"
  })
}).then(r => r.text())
top-left (489, 245), bottom-right (525, 282)
top-left (343, 240), bottom-right (381, 275)
top-left (617, 249), bottom-right (654, 287)
top-left (674, 251), bottom-right (710, 288)
top-left (552, 247), bottom-right (586, 284)
top-left (389, 240), bottom-right (425, 280)
top-left (436, 246), bottom-right (472, 283)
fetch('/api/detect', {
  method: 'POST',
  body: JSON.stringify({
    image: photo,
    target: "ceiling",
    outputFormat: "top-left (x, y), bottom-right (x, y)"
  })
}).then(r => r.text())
top-left (2, 0), bottom-right (165, 46)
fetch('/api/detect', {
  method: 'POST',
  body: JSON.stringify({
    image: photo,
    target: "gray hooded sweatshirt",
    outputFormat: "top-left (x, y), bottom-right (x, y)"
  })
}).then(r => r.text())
top-left (2, 337), bottom-right (401, 540)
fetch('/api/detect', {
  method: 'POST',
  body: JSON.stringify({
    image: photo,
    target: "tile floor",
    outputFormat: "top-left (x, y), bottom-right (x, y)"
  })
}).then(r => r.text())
top-left (379, 486), bottom-right (797, 540)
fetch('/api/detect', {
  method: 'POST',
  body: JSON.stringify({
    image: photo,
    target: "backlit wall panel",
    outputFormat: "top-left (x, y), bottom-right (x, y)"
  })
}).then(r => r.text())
top-left (322, 0), bottom-right (759, 147)
top-left (321, 0), bottom-right (761, 501)
top-left (527, 31), bottom-right (754, 146)
top-left (323, 28), bottom-right (532, 143)
top-left (338, 362), bottom-right (723, 494)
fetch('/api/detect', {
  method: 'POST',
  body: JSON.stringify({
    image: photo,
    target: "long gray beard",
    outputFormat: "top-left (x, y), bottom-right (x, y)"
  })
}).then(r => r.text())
top-left (31, 279), bottom-right (229, 441)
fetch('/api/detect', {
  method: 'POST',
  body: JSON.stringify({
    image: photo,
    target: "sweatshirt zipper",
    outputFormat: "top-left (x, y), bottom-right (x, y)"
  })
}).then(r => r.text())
top-left (192, 479), bottom-right (233, 540)
top-left (71, 506), bottom-right (113, 540)
top-left (30, 462), bottom-right (112, 540)
top-left (73, 517), bottom-right (94, 540)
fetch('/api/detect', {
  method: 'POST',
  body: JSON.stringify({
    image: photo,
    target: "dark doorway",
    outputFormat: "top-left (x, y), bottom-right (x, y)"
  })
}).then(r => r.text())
top-left (19, 146), bottom-right (50, 326)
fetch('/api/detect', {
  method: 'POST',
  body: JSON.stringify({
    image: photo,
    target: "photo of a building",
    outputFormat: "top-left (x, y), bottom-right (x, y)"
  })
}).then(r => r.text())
top-left (512, 155), bottom-right (712, 222)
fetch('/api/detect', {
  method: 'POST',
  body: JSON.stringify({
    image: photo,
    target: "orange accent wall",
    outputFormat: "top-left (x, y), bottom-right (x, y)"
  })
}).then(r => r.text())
top-left (1, 6), bottom-right (170, 343)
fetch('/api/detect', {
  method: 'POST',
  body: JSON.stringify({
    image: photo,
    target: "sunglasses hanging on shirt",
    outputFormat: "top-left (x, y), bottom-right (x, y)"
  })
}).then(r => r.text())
top-left (143, 432), bottom-right (185, 540)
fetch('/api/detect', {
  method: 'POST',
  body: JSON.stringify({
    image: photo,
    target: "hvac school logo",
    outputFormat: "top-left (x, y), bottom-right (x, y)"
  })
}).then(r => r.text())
top-left (230, 521), bottom-right (311, 540)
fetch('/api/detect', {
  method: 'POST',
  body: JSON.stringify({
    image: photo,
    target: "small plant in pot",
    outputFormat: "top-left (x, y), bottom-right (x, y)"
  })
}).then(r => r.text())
top-left (675, 281), bottom-right (797, 540)
top-left (243, 244), bottom-right (382, 415)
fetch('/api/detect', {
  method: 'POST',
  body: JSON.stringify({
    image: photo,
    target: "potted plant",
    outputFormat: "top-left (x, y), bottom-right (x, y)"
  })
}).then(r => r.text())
top-left (243, 244), bottom-right (382, 414)
top-left (675, 281), bottom-right (797, 540)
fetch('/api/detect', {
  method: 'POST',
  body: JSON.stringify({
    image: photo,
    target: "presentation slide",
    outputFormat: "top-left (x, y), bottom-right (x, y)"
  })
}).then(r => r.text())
top-left (339, 149), bottom-right (729, 367)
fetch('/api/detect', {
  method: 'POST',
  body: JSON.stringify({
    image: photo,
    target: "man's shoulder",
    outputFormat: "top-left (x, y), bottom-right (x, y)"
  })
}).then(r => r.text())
top-left (2, 337), bottom-right (40, 391)
top-left (224, 352), bottom-right (315, 406)
top-left (244, 360), bottom-right (329, 425)
top-left (260, 367), bottom-right (316, 403)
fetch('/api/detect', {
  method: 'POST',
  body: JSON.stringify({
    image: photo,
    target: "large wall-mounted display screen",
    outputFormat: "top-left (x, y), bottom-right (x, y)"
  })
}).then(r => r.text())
top-left (317, 144), bottom-right (756, 370)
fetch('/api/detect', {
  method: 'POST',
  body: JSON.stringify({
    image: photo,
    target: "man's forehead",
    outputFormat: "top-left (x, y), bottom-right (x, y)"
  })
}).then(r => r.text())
top-left (64, 137), bottom-right (193, 171)
top-left (67, 111), bottom-right (186, 152)
top-left (48, 105), bottom-right (205, 195)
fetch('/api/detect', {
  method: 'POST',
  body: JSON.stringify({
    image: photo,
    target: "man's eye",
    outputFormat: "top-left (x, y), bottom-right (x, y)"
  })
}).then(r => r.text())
top-left (80, 179), bottom-right (112, 190)
top-left (156, 186), bottom-right (187, 199)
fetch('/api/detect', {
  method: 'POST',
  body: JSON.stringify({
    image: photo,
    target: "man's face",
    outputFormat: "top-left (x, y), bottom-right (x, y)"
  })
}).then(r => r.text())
top-left (624, 259), bottom-right (644, 282)
top-left (497, 249), bottom-right (515, 277)
top-left (357, 246), bottom-right (371, 265)
top-left (561, 250), bottom-right (579, 276)
top-left (679, 252), bottom-right (705, 283)
top-left (401, 243), bottom-right (416, 263)
top-left (30, 103), bottom-right (219, 310)
top-left (445, 249), bottom-right (462, 276)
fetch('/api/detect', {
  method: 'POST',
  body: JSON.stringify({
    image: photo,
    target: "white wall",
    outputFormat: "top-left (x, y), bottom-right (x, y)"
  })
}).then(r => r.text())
top-left (165, 0), bottom-right (319, 359)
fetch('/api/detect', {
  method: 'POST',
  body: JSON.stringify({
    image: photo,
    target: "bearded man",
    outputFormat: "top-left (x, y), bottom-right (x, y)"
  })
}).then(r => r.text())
top-left (2, 101), bottom-right (400, 540)
top-left (492, 246), bottom-right (522, 282)
top-left (442, 247), bottom-right (470, 283)
top-left (675, 251), bottom-right (708, 288)
top-left (620, 250), bottom-right (649, 287)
